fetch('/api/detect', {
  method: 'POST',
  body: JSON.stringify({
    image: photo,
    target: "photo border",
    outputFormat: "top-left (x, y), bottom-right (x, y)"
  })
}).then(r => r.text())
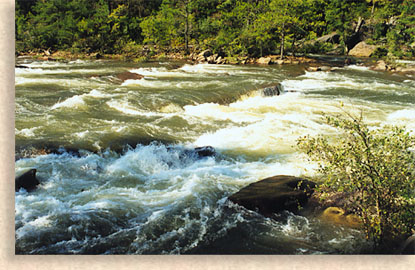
top-left (2, 0), bottom-right (414, 268)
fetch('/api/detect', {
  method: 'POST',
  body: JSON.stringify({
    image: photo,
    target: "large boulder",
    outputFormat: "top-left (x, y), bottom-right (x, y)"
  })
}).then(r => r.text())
top-left (257, 57), bottom-right (272, 65)
top-left (348, 42), bottom-right (378, 57)
top-left (15, 169), bottom-right (40, 192)
top-left (228, 175), bottom-right (316, 216)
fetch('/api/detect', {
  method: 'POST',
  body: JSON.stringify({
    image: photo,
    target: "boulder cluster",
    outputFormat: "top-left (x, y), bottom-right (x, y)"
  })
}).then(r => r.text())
top-left (191, 50), bottom-right (227, 64)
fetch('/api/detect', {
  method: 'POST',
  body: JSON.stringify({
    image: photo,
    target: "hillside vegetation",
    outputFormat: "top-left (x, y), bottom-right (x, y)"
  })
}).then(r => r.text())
top-left (16, 0), bottom-right (415, 59)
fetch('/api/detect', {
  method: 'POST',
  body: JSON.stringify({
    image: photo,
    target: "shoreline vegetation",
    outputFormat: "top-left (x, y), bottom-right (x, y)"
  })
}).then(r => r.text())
top-left (16, 1), bottom-right (415, 68)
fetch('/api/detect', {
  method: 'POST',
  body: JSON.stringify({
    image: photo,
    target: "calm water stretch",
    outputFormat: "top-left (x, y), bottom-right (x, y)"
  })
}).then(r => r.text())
top-left (15, 58), bottom-right (415, 254)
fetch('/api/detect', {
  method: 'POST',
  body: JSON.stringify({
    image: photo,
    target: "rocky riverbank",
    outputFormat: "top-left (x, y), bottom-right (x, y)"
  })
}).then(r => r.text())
top-left (17, 48), bottom-right (415, 78)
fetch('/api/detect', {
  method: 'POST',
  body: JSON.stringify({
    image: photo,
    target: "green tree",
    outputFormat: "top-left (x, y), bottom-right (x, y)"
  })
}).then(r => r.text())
top-left (325, 0), bottom-right (369, 53)
top-left (386, 0), bottom-right (415, 57)
top-left (298, 113), bottom-right (415, 249)
top-left (140, 1), bottom-right (181, 48)
top-left (140, 0), bottom-right (197, 53)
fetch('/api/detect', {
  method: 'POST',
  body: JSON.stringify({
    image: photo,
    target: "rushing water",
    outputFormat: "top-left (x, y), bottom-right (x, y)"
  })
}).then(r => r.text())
top-left (15, 58), bottom-right (415, 254)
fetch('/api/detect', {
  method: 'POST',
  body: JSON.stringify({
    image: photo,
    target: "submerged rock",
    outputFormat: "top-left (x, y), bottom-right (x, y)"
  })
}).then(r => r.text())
top-left (307, 66), bottom-right (333, 72)
top-left (261, 83), bottom-right (284, 97)
top-left (116, 71), bottom-right (144, 82)
top-left (194, 146), bottom-right (216, 157)
top-left (15, 169), bottom-right (40, 192)
top-left (228, 175), bottom-right (316, 216)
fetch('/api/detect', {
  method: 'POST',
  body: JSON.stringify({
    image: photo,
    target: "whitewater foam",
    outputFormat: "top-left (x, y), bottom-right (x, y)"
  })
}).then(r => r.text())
top-left (16, 127), bottom-right (39, 137)
top-left (51, 95), bottom-right (86, 110)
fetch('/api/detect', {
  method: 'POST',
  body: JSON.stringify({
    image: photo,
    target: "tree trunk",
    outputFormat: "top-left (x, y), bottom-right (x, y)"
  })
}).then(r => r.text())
top-left (280, 22), bottom-right (285, 60)
top-left (291, 35), bottom-right (296, 57)
top-left (260, 41), bottom-right (263, 57)
top-left (185, 6), bottom-right (189, 54)
top-left (355, 17), bottom-right (364, 33)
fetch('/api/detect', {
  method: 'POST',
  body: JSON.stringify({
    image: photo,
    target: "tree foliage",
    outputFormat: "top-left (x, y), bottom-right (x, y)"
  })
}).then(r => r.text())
top-left (297, 113), bottom-right (415, 248)
top-left (15, 0), bottom-right (415, 58)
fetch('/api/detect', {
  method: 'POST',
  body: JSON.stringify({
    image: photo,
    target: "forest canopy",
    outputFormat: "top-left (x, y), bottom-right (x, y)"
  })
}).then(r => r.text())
top-left (16, 0), bottom-right (415, 58)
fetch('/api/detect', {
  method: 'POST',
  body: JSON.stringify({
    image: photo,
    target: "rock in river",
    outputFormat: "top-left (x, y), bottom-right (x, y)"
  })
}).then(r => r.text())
top-left (15, 169), bottom-right (40, 192)
top-left (320, 207), bottom-right (361, 228)
top-left (257, 57), bottom-right (272, 65)
top-left (116, 71), bottom-right (144, 82)
top-left (261, 83), bottom-right (284, 97)
top-left (194, 146), bottom-right (216, 157)
top-left (228, 175), bottom-right (316, 216)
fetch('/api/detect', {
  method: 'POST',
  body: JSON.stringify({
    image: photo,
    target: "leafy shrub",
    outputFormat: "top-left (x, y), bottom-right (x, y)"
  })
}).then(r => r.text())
top-left (371, 47), bottom-right (388, 58)
top-left (297, 112), bottom-right (415, 248)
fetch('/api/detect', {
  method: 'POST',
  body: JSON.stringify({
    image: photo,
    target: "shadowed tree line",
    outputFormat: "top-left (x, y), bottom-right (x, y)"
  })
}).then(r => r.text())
top-left (16, 0), bottom-right (415, 58)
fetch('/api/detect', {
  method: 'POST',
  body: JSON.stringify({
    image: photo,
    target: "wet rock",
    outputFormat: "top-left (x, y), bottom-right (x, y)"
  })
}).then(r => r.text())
top-left (15, 169), bottom-right (40, 192)
top-left (228, 175), bottom-right (316, 216)
top-left (348, 42), bottom-right (378, 57)
top-left (307, 66), bottom-right (332, 72)
top-left (320, 207), bottom-right (361, 228)
top-left (116, 71), bottom-right (144, 82)
top-left (261, 83), bottom-right (284, 97)
top-left (15, 65), bottom-right (29, 69)
top-left (307, 66), bottom-right (320, 72)
top-left (257, 57), bottom-right (272, 65)
top-left (400, 234), bottom-right (415, 254)
top-left (194, 146), bottom-right (216, 157)
top-left (372, 60), bottom-right (388, 71)
top-left (320, 66), bottom-right (332, 72)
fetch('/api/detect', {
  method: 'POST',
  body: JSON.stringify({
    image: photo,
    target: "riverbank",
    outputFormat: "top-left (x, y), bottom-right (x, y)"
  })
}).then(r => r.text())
top-left (16, 49), bottom-right (415, 78)
top-left (16, 49), bottom-right (318, 64)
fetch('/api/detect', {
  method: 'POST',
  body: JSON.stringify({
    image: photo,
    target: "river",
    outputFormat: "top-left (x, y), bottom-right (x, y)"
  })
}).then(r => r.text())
top-left (15, 58), bottom-right (415, 254)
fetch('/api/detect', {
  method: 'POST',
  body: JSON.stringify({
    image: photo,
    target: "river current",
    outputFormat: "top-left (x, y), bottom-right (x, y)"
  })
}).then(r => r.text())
top-left (15, 58), bottom-right (415, 254)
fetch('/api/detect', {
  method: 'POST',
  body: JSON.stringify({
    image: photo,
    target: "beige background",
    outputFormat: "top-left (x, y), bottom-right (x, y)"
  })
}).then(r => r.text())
top-left (1, 0), bottom-right (414, 268)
